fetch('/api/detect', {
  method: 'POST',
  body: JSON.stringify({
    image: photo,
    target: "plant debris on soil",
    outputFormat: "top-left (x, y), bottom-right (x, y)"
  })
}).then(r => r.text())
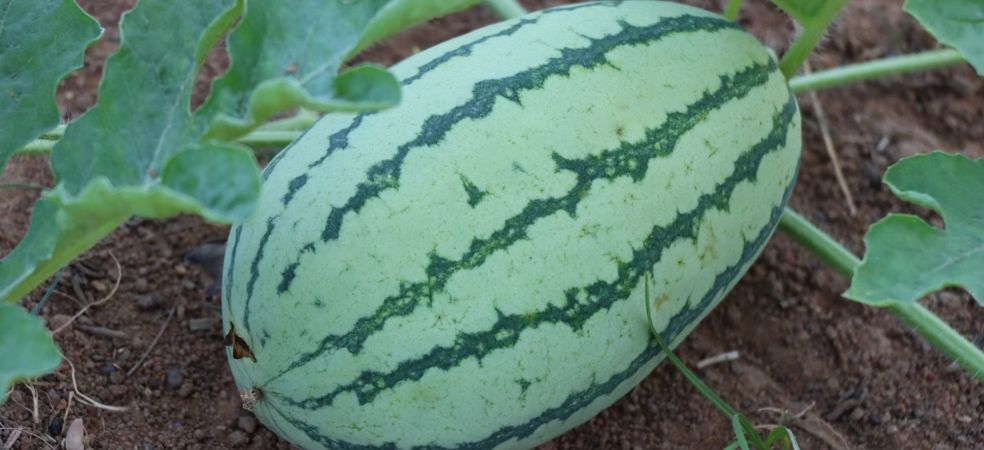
top-left (2, 0), bottom-right (982, 449)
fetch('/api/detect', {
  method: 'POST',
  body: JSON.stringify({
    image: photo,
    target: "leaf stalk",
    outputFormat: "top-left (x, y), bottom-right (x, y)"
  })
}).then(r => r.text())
top-left (779, 208), bottom-right (984, 383)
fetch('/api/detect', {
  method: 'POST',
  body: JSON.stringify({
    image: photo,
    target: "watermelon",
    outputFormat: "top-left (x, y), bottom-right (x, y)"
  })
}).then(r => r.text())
top-left (221, 1), bottom-right (801, 448)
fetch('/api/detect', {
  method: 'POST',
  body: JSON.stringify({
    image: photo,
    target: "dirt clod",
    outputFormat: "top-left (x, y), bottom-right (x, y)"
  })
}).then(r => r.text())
top-left (228, 430), bottom-right (250, 447)
top-left (235, 415), bottom-right (257, 435)
top-left (165, 368), bottom-right (183, 391)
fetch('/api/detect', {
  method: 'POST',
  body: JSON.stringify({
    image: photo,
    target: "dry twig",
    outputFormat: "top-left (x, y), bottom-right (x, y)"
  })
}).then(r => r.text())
top-left (805, 61), bottom-right (858, 216)
top-left (0, 426), bottom-right (57, 449)
top-left (76, 325), bottom-right (127, 340)
top-left (127, 307), bottom-right (176, 377)
top-left (0, 426), bottom-right (21, 450)
top-left (61, 391), bottom-right (75, 438)
top-left (65, 359), bottom-right (128, 413)
top-left (53, 253), bottom-right (122, 335)
top-left (24, 384), bottom-right (39, 425)
top-left (696, 350), bottom-right (740, 369)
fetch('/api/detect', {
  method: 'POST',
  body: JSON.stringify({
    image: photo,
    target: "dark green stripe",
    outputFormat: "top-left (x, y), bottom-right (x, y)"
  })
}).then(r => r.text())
top-left (224, 225), bottom-right (244, 307)
top-left (286, 3), bottom-right (611, 189)
top-left (460, 175), bottom-right (488, 207)
top-left (243, 217), bottom-right (276, 333)
top-left (315, 14), bottom-right (737, 244)
top-left (265, 169), bottom-right (797, 450)
top-left (263, 58), bottom-right (776, 388)
top-left (272, 93), bottom-right (797, 411)
top-left (240, 4), bottom-right (618, 318)
top-left (269, 12), bottom-right (741, 306)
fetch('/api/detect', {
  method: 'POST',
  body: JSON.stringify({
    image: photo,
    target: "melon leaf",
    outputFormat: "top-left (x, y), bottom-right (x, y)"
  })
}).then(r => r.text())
top-left (845, 152), bottom-right (984, 307)
top-left (0, 0), bottom-right (101, 173)
top-left (0, 304), bottom-right (61, 404)
top-left (905, 0), bottom-right (984, 76)
top-left (0, 0), bottom-right (252, 303)
top-left (194, 0), bottom-right (483, 141)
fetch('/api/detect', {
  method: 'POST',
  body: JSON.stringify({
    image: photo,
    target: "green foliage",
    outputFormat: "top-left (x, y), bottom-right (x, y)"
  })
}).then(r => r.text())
top-left (846, 152), bottom-right (983, 307)
top-left (0, 0), bottom-right (485, 399)
top-left (0, 0), bottom-right (252, 303)
top-left (0, 304), bottom-right (61, 404)
top-left (0, 0), bottom-right (484, 304)
top-left (195, 0), bottom-right (482, 141)
top-left (645, 274), bottom-right (797, 450)
top-left (768, 0), bottom-right (848, 78)
top-left (0, 0), bottom-right (101, 173)
top-left (905, 0), bottom-right (984, 75)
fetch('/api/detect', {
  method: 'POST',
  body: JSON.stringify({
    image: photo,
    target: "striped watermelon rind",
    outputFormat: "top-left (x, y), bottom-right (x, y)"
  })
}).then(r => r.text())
top-left (222, 1), bottom-right (801, 449)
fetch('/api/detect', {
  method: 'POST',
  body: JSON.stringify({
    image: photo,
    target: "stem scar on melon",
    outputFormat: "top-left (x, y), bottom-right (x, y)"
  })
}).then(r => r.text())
top-left (224, 323), bottom-right (257, 362)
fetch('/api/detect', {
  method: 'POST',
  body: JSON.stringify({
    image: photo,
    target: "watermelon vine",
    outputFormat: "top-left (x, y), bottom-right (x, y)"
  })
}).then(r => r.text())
top-left (1, 0), bottom-right (982, 448)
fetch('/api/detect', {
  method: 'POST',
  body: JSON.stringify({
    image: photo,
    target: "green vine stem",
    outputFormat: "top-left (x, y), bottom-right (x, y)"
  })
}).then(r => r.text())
top-left (789, 49), bottom-right (966, 93)
top-left (778, 208), bottom-right (858, 277)
top-left (778, 209), bottom-right (984, 382)
top-left (15, 112), bottom-right (317, 156)
top-left (772, 0), bottom-right (848, 79)
top-left (724, 0), bottom-right (742, 21)
top-left (483, 0), bottom-right (526, 20)
top-left (13, 48), bottom-right (967, 158)
top-left (17, 130), bottom-right (305, 155)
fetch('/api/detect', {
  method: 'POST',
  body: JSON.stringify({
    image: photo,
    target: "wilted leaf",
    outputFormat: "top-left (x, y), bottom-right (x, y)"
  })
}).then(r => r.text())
top-left (0, 303), bottom-right (61, 404)
top-left (845, 152), bottom-right (984, 306)
top-left (0, 0), bottom-right (101, 172)
top-left (195, 0), bottom-right (483, 141)
top-left (905, 0), bottom-right (984, 75)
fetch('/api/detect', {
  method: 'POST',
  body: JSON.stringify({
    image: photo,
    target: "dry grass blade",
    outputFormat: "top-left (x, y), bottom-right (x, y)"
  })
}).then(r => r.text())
top-left (24, 384), bottom-right (39, 425)
top-left (759, 403), bottom-right (850, 450)
top-left (696, 350), bottom-right (740, 369)
top-left (804, 61), bottom-right (858, 216)
top-left (65, 359), bottom-right (128, 413)
top-left (53, 253), bottom-right (122, 335)
top-left (0, 426), bottom-right (56, 449)
top-left (1, 426), bottom-right (22, 450)
top-left (127, 307), bottom-right (176, 377)
top-left (61, 391), bottom-right (75, 438)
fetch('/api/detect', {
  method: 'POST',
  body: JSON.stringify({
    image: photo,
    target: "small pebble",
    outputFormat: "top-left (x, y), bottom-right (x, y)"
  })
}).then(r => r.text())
top-left (849, 407), bottom-right (865, 422)
top-left (175, 264), bottom-right (188, 275)
top-left (135, 293), bottom-right (163, 310)
top-left (166, 368), bottom-right (183, 391)
top-left (48, 416), bottom-right (64, 436)
top-left (109, 385), bottom-right (128, 398)
top-left (110, 371), bottom-right (125, 384)
top-left (188, 317), bottom-right (216, 332)
top-left (237, 415), bottom-right (257, 434)
top-left (228, 430), bottom-right (250, 447)
top-left (179, 382), bottom-right (194, 398)
top-left (49, 314), bottom-right (73, 330)
top-left (91, 280), bottom-right (108, 292)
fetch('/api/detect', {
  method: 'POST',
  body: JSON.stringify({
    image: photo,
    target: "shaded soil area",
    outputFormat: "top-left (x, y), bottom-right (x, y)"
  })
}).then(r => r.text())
top-left (2, 0), bottom-right (982, 449)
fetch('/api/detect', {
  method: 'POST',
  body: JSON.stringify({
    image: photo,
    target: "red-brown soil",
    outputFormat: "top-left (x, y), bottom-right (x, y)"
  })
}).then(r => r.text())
top-left (2, 0), bottom-right (982, 449)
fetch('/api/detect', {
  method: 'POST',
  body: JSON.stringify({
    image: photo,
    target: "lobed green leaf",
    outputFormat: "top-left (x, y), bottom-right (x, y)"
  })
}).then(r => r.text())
top-left (194, 0), bottom-right (483, 141)
top-left (0, 0), bottom-right (256, 303)
top-left (905, 0), bottom-right (984, 76)
top-left (0, 304), bottom-right (61, 404)
top-left (0, 0), bottom-right (101, 173)
top-left (846, 151), bottom-right (984, 307)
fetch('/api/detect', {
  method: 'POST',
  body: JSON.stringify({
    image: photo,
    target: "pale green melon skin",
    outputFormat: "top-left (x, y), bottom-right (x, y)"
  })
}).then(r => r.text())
top-left (222, 1), bottom-right (801, 449)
